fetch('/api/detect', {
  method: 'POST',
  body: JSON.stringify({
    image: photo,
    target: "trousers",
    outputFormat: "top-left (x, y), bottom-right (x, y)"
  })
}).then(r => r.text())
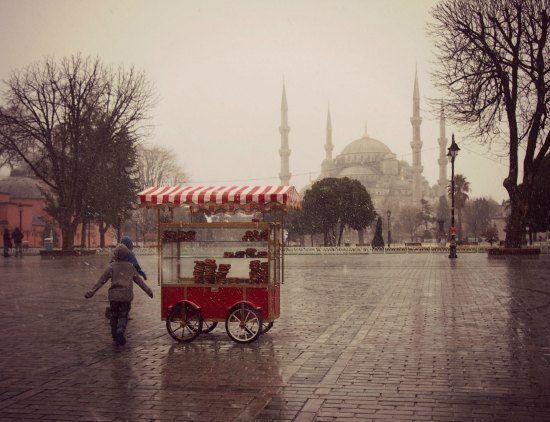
top-left (109, 301), bottom-right (132, 338)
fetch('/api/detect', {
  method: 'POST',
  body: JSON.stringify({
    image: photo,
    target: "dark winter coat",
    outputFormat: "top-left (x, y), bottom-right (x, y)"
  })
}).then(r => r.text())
top-left (87, 244), bottom-right (153, 302)
top-left (3, 229), bottom-right (12, 248)
top-left (11, 228), bottom-right (23, 244)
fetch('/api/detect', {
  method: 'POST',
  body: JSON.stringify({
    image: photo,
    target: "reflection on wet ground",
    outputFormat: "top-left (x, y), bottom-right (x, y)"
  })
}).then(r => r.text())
top-left (0, 254), bottom-right (549, 420)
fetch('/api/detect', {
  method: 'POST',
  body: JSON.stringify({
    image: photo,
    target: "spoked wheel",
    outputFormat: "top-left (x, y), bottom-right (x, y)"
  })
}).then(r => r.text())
top-left (201, 320), bottom-right (218, 334)
top-left (225, 304), bottom-right (262, 344)
top-left (166, 302), bottom-right (202, 343)
top-left (261, 321), bottom-right (274, 334)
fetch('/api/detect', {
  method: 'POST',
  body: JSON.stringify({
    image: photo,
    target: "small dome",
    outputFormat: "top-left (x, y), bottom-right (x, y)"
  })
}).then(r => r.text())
top-left (340, 136), bottom-right (391, 156)
top-left (0, 173), bottom-right (43, 199)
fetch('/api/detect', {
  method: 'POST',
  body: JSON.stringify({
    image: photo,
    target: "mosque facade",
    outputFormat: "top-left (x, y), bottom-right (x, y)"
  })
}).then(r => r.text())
top-left (278, 70), bottom-right (449, 213)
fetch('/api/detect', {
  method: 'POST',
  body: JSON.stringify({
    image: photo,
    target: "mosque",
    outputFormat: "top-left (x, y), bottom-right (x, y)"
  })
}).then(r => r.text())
top-left (278, 70), bottom-right (449, 213)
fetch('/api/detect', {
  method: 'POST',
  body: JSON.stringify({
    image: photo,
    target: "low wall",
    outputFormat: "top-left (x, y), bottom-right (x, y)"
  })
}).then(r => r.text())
top-left (97, 247), bottom-right (157, 256)
top-left (285, 246), bottom-right (372, 255)
top-left (285, 245), bottom-right (494, 255)
top-left (14, 244), bottom-right (549, 257)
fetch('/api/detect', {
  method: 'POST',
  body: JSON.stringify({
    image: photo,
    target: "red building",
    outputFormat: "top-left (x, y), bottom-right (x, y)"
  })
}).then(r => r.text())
top-left (0, 168), bottom-right (116, 248)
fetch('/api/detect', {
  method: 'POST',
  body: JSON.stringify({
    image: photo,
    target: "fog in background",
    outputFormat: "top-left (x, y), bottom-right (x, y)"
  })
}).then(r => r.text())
top-left (0, 0), bottom-right (509, 201)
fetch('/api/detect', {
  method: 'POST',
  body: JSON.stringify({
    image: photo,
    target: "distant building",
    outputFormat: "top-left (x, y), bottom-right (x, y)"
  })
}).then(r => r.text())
top-left (278, 69), bottom-right (448, 213)
top-left (0, 168), bottom-right (116, 248)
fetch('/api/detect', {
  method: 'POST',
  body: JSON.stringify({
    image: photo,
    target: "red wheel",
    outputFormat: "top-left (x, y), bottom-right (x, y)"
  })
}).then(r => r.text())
top-left (166, 302), bottom-right (202, 343)
top-left (201, 320), bottom-right (218, 333)
top-left (225, 303), bottom-right (262, 344)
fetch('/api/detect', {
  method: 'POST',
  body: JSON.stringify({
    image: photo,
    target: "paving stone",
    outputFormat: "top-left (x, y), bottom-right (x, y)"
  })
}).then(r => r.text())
top-left (1, 254), bottom-right (550, 420)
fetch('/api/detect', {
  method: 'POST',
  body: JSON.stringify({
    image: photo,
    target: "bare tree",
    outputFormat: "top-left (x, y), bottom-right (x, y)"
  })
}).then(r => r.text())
top-left (136, 144), bottom-right (187, 189)
top-left (429, 0), bottom-right (550, 247)
top-left (399, 205), bottom-right (423, 242)
top-left (132, 144), bottom-right (187, 246)
top-left (0, 54), bottom-right (154, 249)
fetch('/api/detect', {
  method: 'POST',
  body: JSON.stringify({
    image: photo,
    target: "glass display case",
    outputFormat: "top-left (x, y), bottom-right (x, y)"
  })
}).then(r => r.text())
top-left (160, 222), bottom-right (282, 287)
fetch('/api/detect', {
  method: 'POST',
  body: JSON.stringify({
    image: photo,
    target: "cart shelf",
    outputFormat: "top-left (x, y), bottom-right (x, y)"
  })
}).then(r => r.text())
top-left (169, 278), bottom-right (274, 288)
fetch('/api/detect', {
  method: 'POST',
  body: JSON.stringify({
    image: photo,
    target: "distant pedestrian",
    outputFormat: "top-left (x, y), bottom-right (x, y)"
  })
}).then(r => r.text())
top-left (11, 228), bottom-right (23, 257)
top-left (85, 243), bottom-right (153, 346)
top-left (3, 229), bottom-right (12, 257)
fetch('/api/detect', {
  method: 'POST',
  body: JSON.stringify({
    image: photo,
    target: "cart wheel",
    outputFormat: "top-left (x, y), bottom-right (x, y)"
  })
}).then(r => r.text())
top-left (261, 321), bottom-right (274, 334)
top-left (225, 304), bottom-right (262, 344)
top-left (166, 302), bottom-right (202, 343)
top-left (202, 320), bottom-right (218, 334)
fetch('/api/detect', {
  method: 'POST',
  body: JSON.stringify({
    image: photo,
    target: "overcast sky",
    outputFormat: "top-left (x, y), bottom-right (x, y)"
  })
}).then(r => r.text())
top-left (0, 0), bottom-right (509, 202)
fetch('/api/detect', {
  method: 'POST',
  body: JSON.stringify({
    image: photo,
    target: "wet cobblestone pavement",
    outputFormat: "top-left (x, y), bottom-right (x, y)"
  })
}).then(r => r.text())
top-left (1, 254), bottom-right (550, 421)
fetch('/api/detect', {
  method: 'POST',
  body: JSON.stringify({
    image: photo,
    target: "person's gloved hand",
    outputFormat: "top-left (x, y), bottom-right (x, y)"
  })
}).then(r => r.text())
top-left (84, 290), bottom-right (94, 299)
top-left (148, 291), bottom-right (154, 299)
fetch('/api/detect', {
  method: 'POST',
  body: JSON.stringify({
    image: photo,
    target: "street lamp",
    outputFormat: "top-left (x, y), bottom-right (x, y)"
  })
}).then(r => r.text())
top-left (447, 134), bottom-right (460, 259)
top-left (386, 209), bottom-right (392, 248)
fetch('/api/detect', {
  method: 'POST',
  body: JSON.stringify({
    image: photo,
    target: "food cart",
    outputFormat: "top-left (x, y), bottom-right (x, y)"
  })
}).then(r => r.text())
top-left (137, 185), bottom-right (301, 343)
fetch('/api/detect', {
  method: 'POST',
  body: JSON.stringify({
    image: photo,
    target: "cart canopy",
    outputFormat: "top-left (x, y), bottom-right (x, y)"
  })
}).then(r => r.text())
top-left (137, 185), bottom-right (301, 213)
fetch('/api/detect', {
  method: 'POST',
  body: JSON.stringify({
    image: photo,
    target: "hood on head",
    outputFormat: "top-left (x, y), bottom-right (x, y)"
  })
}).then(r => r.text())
top-left (120, 236), bottom-right (133, 250)
top-left (113, 244), bottom-right (131, 261)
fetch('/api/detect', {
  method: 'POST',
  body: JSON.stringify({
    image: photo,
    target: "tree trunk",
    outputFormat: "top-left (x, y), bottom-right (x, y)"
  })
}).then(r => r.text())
top-left (505, 199), bottom-right (527, 248)
top-left (457, 208), bottom-right (463, 242)
top-left (80, 219), bottom-right (87, 249)
top-left (358, 230), bottom-right (364, 245)
top-left (337, 223), bottom-right (344, 246)
top-left (98, 220), bottom-right (110, 248)
top-left (60, 221), bottom-right (78, 250)
top-left (503, 176), bottom-right (532, 248)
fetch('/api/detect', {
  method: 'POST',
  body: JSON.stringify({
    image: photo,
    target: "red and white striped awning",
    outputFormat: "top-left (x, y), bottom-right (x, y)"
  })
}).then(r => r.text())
top-left (137, 185), bottom-right (301, 213)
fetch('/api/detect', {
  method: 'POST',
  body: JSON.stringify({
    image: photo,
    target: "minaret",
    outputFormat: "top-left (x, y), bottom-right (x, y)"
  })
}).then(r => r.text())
top-left (279, 81), bottom-right (291, 185)
top-left (410, 67), bottom-right (423, 204)
top-left (321, 107), bottom-right (334, 177)
top-left (437, 102), bottom-right (448, 197)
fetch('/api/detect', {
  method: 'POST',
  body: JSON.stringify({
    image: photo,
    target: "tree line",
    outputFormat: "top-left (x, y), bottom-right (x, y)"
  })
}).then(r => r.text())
top-left (429, 0), bottom-right (549, 247)
top-left (0, 54), bottom-right (186, 249)
top-left (287, 173), bottom-right (539, 247)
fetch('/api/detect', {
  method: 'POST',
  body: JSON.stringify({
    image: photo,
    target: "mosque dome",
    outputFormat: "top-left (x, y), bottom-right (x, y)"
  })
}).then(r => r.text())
top-left (0, 168), bottom-right (44, 199)
top-left (339, 136), bottom-right (391, 156)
